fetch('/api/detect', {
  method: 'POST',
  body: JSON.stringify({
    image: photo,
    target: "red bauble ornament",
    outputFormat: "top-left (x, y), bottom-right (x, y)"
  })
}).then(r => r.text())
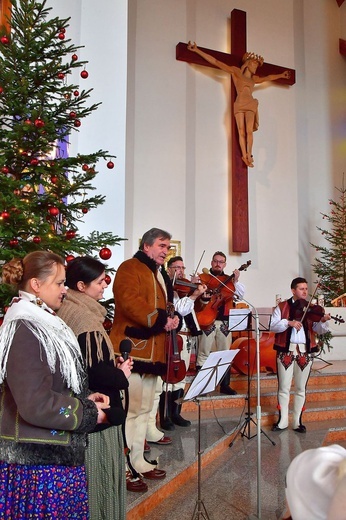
top-left (1, 166), bottom-right (9, 174)
top-left (107, 161), bottom-right (115, 169)
top-left (30, 158), bottom-right (39, 166)
top-left (9, 238), bottom-right (19, 247)
top-left (66, 254), bottom-right (75, 263)
top-left (73, 90), bottom-right (79, 97)
top-left (34, 118), bottom-right (45, 128)
top-left (103, 318), bottom-right (112, 331)
top-left (1, 211), bottom-right (10, 219)
top-left (69, 111), bottom-right (77, 119)
top-left (57, 72), bottom-right (65, 80)
top-left (24, 118), bottom-right (32, 125)
top-left (82, 164), bottom-right (89, 171)
top-left (58, 33), bottom-right (65, 40)
top-left (99, 247), bottom-right (112, 260)
top-left (104, 274), bottom-right (111, 285)
top-left (51, 175), bottom-right (58, 184)
top-left (0, 87), bottom-right (3, 94)
top-left (72, 54), bottom-right (78, 61)
top-left (48, 206), bottom-right (60, 216)
top-left (1, 35), bottom-right (9, 45)
top-left (59, 27), bottom-right (66, 34)
top-left (82, 207), bottom-right (88, 214)
top-left (65, 229), bottom-right (76, 240)
top-left (74, 119), bottom-right (81, 127)
top-left (33, 236), bottom-right (41, 244)
top-left (80, 70), bottom-right (89, 79)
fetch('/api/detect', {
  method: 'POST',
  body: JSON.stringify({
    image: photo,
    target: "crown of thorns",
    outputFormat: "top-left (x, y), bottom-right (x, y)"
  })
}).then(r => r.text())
top-left (242, 52), bottom-right (264, 66)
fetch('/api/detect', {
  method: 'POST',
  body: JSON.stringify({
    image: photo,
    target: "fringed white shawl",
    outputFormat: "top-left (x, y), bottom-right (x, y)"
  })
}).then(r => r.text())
top-left (0, 291), bottom-right (85, 394)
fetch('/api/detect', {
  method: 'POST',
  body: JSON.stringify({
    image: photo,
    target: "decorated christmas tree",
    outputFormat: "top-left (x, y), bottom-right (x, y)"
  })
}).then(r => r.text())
top-left (0, 0), bottom-right (124, 314)
top-left (311, 179), bottom-right (346, 306)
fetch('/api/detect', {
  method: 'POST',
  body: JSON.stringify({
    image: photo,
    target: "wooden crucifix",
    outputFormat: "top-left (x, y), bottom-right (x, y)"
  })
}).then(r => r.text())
top-left (176, 9), bottom-right (295, 252)
top-left (0, 0), bottom-right (11, 32)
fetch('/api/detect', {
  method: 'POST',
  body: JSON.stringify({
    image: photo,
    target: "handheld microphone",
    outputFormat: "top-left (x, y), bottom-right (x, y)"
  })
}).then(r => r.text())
top-left (201, 268), bottom-right (238, 298)
top-left (119, 338), bottom-right (132, 361)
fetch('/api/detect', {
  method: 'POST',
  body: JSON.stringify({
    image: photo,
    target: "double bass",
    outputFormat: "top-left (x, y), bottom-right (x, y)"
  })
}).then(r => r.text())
top-left (196, 261), bottom-right (251, 330)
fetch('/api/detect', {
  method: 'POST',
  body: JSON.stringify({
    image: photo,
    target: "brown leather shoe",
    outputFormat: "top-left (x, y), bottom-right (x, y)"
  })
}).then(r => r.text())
top-left (148, 435), bottom-right (172, 445)
top-left (126, 478), bottom-right (148, 492)
top-left (141, 468), bottom-right (166, 480)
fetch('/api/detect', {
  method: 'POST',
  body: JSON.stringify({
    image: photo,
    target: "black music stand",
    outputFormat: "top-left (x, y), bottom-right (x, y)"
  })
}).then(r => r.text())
top-left (227, 310), bottom-right (275, 447)
top-left (183, 349), bottom-right (239, 520)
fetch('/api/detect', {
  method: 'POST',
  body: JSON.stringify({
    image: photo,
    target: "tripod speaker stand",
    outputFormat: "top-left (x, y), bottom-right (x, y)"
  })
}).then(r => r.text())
top-left (228, 310), bottom-right (275, 447)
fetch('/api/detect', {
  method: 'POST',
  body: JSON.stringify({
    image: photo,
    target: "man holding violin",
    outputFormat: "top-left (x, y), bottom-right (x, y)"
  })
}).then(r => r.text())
top-left (110, 228), bottom-right (180, 482)
top-left (195, 251), bottom-right (246, 395)
top-left (270, 277), bottom-right (331, 433)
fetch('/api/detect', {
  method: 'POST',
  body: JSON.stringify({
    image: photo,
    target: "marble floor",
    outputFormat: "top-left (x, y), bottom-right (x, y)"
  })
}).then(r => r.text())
top-left (127, 360), bottom-right (346, 520)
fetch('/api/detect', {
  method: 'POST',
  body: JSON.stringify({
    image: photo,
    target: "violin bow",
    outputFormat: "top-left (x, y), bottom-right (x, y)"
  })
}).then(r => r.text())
top-left (191, 249), bottom-right (205, 279)
top-left (300, 281), bottom-right (320, 322)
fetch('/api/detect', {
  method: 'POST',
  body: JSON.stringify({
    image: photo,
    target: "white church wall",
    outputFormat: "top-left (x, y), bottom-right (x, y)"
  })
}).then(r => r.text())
top-left (126, 0), bottom-right (345, 308)
top-left (45, 1), bottom-right (346, 311)
top-left (127, 0), bottom-right (299, 307)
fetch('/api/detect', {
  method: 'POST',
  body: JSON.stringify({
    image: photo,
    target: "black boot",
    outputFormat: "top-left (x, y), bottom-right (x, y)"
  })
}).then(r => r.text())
top-left (159, 391), bottom-right (175, 431)
top-left (219, 368), bottom-right (237, 395)
top-left (171, 389), bottom-right (191, 427)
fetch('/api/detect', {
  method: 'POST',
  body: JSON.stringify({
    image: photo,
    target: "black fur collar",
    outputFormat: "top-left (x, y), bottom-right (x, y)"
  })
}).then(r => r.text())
top-left (133, 250), bottom-right (157, 273)
top-left (133, 250), bottom-right (173, 302)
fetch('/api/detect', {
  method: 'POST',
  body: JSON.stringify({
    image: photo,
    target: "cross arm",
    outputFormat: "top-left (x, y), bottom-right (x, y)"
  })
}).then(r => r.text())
top-left (340, 38), bottom-right (346, 56)
top-left (176, 42), bottom-right (295, 86)
top-left (259, 62), bottom-right (295, 86)
top-left (176, 42), bottom-right (240, 69)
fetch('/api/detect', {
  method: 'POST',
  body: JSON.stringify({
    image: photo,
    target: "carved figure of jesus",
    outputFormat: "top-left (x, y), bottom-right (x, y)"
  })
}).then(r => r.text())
top-left (187, 41), bottom-right (291, 168)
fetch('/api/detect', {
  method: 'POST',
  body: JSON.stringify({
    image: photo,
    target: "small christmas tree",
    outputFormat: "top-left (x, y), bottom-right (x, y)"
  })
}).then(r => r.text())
top-left (311, 179), bottom-right (346, 306)
top-left (0, 0), bottom-right (124, 313)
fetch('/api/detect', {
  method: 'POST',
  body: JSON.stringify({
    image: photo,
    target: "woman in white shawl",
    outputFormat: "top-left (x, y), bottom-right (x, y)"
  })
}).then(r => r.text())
top-left (0, 251), bottom-right (110, 519)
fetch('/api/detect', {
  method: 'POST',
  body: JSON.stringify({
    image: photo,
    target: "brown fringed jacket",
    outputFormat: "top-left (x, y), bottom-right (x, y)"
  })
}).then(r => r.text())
top-left (110, 251), bottom-right (178, 376)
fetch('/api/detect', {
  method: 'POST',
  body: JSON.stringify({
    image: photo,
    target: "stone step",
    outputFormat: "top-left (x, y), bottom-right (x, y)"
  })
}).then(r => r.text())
top-left (127, 365), bottom-right (346, 519)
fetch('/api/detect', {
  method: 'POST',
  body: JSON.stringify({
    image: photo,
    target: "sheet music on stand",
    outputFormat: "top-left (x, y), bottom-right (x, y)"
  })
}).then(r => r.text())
top-left (228, 307), bottom-right (273, 333)
top-left (183, 349), bottom-right (239, 520)
top-left (229, 308), bottom-right (251, 331)
top-left (183, 349), bottom-right (240, 401)
top-left (252, 307), bottom-right (273, 332)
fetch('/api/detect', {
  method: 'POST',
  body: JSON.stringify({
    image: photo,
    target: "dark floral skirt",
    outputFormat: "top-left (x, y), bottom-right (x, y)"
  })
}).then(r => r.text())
top-left (0, 461), bottom-right (89, 519)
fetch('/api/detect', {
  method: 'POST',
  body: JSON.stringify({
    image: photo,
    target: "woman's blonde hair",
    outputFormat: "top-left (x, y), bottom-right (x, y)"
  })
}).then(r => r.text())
top-left (2, 251), bottom-right (64, 290)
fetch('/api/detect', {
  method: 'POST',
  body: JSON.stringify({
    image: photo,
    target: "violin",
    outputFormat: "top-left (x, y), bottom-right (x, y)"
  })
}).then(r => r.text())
top-left (173, 278), bottom-right (200, 298)
top-left (196, 260), bottom-right (251, 330)
top-left (292, 299), bottom-right (345, 325)
top-left (162, 302), bottom-right (186, 384)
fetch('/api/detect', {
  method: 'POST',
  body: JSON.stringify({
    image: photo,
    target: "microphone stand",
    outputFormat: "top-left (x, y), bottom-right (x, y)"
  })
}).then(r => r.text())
top-left (199, 270), bottom-right (265, 518)
top-left (238, 297), bottom-right (264, 520)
